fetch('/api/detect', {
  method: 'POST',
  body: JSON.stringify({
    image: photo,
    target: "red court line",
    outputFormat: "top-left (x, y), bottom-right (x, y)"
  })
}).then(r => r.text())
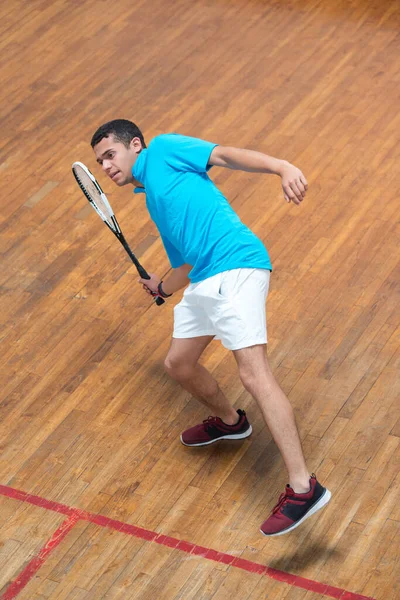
top-left (1, 513), bottom-right (79, 600)
top-left (0, 485), bottom-right (375, 600)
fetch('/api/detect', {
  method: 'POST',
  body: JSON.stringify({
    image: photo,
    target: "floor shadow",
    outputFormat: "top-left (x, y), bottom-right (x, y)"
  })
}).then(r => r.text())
top-left (266, 540), bottom-right (341, 573)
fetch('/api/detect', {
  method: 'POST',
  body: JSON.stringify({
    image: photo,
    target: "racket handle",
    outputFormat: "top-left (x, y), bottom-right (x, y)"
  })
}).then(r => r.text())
top-left (138, 268), bottom-right (151, 279)
top-left (137, 268), bottom-right (165, 305)
top-left (119, 237), bottom-right (165, 306)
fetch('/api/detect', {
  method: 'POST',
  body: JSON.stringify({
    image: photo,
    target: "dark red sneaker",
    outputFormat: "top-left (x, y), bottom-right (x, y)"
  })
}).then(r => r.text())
top-left (180, 409), bottom-right (252, 447)
top-left (260, 474), bottom-right (331, 537)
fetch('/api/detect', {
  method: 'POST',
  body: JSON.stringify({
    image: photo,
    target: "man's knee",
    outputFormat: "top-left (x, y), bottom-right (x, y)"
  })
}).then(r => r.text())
top-left (238, 362), bottom-right (273, 396)
top-left (164, 354), bottom-right (194, 381)
top-left (238, 365), bottom-right (257, 393)
top-left (235, 346), bottom-right (272, 394)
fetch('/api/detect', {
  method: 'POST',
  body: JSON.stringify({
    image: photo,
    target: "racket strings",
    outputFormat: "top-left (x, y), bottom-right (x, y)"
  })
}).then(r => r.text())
top-left (73, 166), bottom-right (117, 232)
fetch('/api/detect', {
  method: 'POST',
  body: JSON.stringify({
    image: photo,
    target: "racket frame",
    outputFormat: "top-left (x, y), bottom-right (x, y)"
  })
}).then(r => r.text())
top-left (72, 161), bottom-right (164, 305)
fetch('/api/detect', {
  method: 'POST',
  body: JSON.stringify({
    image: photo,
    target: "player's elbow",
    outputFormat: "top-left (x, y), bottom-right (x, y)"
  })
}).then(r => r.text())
top-left (209, 145), bottom-right (231, 168)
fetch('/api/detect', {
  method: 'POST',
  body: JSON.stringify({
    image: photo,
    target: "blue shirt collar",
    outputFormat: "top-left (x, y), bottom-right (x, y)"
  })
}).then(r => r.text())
top-left (134, 186), bottom-right (146, 194)
top-left (132, 148), bottom-right (147, 193)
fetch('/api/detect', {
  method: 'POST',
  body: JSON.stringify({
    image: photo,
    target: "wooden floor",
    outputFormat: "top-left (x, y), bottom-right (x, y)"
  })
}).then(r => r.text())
top-left (1, 0), bottom-right (399, 598)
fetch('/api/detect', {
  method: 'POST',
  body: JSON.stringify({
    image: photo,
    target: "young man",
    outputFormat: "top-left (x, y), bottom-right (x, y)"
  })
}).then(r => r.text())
top-left (91, 119), bottom-right (331, 536)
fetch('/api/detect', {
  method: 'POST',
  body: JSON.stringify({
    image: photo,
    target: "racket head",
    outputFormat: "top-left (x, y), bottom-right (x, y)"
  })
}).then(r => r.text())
top-left (71, 161), bottom-right (165, 307)
top-left (72, 161), bottom-right (120, 233)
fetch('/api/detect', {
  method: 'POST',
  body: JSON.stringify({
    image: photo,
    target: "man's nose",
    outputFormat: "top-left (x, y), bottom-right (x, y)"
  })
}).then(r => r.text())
top-left (102, 160), bottom-right (111, 172)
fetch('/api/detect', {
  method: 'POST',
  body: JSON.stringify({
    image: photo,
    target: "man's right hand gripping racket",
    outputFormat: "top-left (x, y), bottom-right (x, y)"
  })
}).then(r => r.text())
top-left (72, 161), bottom-right (164, 305)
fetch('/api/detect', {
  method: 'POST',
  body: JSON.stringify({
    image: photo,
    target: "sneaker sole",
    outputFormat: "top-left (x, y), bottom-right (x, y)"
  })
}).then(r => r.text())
top-left (180, 425), bottom-right (253, 447)
top-left (260, 488), bottom-right (332, 537)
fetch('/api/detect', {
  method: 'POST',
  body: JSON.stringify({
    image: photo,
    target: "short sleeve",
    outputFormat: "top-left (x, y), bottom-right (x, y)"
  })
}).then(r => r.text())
top-left (160, 233), bottom-right (185, 268)
top-left (159, 134), bottom-right (218, 173)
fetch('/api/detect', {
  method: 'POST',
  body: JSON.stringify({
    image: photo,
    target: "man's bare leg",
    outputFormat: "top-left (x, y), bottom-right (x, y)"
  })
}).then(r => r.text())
top-left (164, 336), bottom-right (239, 425)
top-left (233, 344), bottom-right (310, 493)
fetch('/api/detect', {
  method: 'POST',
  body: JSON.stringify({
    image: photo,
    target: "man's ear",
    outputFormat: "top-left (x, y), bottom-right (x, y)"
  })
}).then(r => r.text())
top-left (130, 137), bottom-right (143, 154)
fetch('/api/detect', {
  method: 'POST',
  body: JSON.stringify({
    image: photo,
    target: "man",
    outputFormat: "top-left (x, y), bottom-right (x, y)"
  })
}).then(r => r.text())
top-left (91, 119), bottom-right (331, 536)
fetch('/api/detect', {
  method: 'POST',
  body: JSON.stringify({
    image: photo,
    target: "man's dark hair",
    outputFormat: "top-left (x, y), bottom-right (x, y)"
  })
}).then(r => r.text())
top-left (91, 119), bottom-right (146, 149)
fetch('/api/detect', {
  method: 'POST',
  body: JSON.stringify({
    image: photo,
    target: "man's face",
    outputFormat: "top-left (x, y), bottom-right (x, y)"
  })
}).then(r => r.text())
top-left (93, 134), bottom-right (142, 186)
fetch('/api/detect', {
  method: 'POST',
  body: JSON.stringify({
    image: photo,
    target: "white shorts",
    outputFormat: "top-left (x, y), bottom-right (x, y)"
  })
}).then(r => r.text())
top-left (173, 268), bottom-right (270, 351)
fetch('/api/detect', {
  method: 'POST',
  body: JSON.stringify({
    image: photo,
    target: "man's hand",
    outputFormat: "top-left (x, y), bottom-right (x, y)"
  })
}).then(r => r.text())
top-left (279, 161), bottom-right (308, 205)
top-left (209, 147), bottom-right (308, 206)
top-left (138, 273), bottom-right (161, 297)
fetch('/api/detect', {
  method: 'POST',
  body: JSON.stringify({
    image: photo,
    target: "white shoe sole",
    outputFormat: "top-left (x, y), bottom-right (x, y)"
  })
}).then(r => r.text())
top-left (180, 425), bottom-right (252, 447)
top-left (260, 488), bottom-right (332, 537)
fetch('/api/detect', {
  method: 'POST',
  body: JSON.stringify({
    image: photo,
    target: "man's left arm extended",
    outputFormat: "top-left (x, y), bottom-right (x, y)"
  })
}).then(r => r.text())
top-left (209, 145), bottom-right (308, 205)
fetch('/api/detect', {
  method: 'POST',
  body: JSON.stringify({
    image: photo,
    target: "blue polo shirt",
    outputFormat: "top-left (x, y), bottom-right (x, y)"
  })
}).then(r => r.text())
top-left (132, 134), bottom-right (272, 282)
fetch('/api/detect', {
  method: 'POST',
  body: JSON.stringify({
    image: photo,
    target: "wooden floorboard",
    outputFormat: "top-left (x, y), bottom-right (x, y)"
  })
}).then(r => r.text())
top-left (0, 0), bottom-right (399, 598)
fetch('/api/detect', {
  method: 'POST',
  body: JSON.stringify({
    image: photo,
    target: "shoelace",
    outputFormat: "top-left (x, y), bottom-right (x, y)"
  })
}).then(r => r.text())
top-left (272, 476), bottom-right (315, 514)
top-left (272, 488), bottom-right (294, 514)
top-left (203, 416), bottom-right (219, 429)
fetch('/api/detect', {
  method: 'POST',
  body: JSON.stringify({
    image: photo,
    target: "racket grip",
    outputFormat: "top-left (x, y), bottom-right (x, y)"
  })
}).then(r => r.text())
top-left (137, 268), bottom-right (164, 306)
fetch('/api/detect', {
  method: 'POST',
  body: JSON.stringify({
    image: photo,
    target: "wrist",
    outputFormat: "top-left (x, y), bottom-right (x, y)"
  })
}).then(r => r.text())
top-left (157, 281), bottom-right (172, 298)
top-left (276, 159), bottom-right (289, 177)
